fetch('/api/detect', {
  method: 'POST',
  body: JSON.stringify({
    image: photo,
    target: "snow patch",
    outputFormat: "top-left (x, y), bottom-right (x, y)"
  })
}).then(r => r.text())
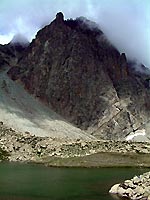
top-left (126, 129), bottom-right (146, 141)
top-left (126, 129), bottom-right (150, 142)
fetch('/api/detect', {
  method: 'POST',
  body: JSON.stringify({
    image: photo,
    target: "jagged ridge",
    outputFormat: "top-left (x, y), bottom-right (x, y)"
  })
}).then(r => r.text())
top-left (7, 12), bottom-right (150, 140)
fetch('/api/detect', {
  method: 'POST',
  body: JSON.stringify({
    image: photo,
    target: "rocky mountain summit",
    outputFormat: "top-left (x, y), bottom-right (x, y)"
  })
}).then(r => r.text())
top-left (5, 12), bottom-right (150, 141)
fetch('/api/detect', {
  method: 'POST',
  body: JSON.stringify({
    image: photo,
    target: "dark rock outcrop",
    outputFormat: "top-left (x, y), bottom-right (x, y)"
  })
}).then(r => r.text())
top-left (0, 39), bottom-right (28, 69)
top-left (7, 12), bottom-right (150, 140)
top-left (0, 44), bottom-right (15, 67)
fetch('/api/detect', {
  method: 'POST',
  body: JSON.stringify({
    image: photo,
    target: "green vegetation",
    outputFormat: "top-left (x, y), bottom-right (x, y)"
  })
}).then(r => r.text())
top-left (0, 147), bottom-right (9, 161)
top-left (41, 152), bottom-right (150, 168)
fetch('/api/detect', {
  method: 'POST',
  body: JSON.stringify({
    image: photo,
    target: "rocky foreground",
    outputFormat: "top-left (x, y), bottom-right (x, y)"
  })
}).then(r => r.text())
top-left (109, 172), bottom-right (150, 200)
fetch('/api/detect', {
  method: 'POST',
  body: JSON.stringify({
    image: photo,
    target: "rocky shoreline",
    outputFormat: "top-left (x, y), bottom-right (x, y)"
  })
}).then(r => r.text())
top-left (0, 122), bottom-right (150, 164)
top-left (109, 172), bottom-right (150, 200)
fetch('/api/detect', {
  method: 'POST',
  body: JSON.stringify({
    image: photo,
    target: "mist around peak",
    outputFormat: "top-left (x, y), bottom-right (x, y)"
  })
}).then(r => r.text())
top-left (0, 0), bottom-right (149, 68)
top-left (10, 33), bottom-right (29, 46)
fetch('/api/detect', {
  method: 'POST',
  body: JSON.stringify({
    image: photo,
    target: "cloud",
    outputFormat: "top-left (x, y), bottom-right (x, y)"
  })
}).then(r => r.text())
top-left (0, 33), bottom-right (14, 44)
top-left (0, 0), bottom-right (149, 67)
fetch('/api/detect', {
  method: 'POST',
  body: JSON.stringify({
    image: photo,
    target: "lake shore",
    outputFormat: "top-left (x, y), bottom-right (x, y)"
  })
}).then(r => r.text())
top-left (38, 152), bottom-right (150, 168)
top-left (1, 122), bottom-right (150, 168)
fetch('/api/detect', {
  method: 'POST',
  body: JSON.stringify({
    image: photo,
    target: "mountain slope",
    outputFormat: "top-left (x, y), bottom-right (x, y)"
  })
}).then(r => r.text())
top-left (0, 67), bottom-right (95, 141)
top-left (7, 12), bottom-right (150, 141)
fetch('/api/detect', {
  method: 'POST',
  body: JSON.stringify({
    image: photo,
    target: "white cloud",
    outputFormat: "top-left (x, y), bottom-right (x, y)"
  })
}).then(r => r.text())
top-left (0, 33), bottom-right (14, 45)
top-left (0, 0), bottom-right (149, 67)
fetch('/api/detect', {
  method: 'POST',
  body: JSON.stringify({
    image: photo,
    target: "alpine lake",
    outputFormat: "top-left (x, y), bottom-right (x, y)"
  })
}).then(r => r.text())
top-left (0, 162), bottom-right (149, 200)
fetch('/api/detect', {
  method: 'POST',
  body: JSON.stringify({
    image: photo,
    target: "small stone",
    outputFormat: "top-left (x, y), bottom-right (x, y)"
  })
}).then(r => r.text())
top-left (133, 176), bottom-right (140, 184)
top-left (134, 186), bottom-right (144, 194)
top-left (37, 148), bottom-right (41, 154)
top-left (40, 144), bottom-right (47, 149)
top-left (117, 186), bottom-right (127, 196)
top-left (124, 180), bottom-right (135, 188)
top-left (126, 188), bottom-right (133, 196)
top-left (109, 184), bottom-right (120, 194)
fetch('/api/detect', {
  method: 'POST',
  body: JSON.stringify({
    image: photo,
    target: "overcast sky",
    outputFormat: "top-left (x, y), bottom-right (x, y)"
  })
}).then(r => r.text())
top-left (0, 0), bottom-right (149, 67)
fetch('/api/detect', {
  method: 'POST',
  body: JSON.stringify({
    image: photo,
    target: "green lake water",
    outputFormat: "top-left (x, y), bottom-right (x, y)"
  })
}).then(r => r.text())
top-left (0, 162), bottom-right (149, 200)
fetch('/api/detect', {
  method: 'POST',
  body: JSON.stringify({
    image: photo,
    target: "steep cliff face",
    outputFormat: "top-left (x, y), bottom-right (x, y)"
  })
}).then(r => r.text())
top-left (8, 13), bottom-right (150, 140)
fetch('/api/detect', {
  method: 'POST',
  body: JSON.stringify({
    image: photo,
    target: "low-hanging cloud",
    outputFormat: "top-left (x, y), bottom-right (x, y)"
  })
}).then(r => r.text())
top-left (0, 0), bottom-right (149, 67)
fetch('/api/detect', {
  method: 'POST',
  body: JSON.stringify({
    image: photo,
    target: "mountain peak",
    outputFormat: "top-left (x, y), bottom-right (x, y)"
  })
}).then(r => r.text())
top-left (7, 13), bottom-right (150, 141)
top-left (55, 12), bottom-right (64, 24)
top-left (10, 34), bottom-right (29, 47)
top-left (56, 12), bottom-right (64, 21)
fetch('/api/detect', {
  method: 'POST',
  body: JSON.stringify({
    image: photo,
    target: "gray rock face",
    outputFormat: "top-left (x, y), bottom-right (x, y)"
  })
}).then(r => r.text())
top-left (7, 13), bottom-right (150, 140)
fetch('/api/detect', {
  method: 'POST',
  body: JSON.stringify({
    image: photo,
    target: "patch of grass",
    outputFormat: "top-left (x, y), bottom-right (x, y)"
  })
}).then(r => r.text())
top-left (0, 147), bottom-right (9, 161)
top-left (39, 152), bottom-right (150, 168)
